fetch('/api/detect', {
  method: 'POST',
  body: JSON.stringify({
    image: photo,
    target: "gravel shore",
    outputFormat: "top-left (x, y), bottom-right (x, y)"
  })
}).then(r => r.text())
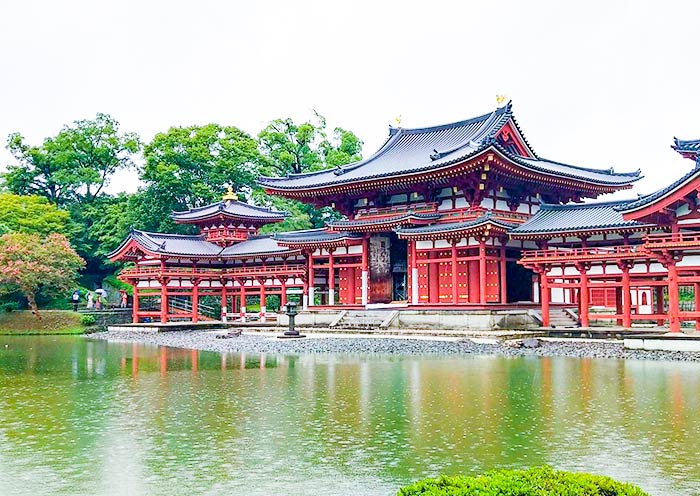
top-left (91, 330), bottom-right (700, 362)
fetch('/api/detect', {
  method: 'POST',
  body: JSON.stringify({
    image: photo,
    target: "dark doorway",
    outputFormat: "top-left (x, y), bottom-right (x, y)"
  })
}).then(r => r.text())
top-left (506, 260), bottom-right (533, 303)
top-left (390, 234), bottom-right (407, 301)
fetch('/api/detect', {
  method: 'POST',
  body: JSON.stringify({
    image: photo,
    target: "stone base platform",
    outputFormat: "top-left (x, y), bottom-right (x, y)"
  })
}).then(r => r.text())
top-left (624, 332), bottom-right (700, 352)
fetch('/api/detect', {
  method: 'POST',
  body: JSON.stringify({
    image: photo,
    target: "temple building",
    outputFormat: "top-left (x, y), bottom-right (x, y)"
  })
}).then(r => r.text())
top-left (109, 102), bottom-right (700, 331)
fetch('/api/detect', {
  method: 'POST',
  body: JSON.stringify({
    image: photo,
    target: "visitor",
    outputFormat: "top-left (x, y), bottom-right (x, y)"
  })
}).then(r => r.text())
top-left (120, 290), bottom-right (127, 308)
top-left (95, 294), bottom-right (102, 311)
top-left (71, 290), bottom-right (80, 312)
top-left (86, 291), bottom-right (94, 310)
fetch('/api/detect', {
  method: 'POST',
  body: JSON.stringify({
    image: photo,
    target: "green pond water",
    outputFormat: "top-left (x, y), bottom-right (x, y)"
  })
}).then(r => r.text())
top-left (1, 336), bottom-right (699, 496)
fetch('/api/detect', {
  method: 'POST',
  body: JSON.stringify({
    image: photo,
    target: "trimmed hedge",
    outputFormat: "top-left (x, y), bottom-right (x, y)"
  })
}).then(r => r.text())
top-left (397, 466), bottom-right (650, 496)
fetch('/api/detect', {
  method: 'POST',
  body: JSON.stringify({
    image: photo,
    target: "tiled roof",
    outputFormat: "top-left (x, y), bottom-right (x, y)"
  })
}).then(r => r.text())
top-left (112, 230), bottom-right (221, 257)
top-left (273, 229), bottom-right (362, 244)
top-left (172, 200), bottom-right (288, 223)
top-left (219, 236), bottom-right (293, 258)
top-left (328, 212), bottom-right (441, 229)
top-left (616, 167), bottom-right (700, 213)
top-left (510, 200), bottom-right (652, 236)
top-left (672, 137), bottom-right (700, 166)
top-left (396, 215), bottom-right (517, 237)
top-left (109, 230), bottom-right (293, 258)
top-left (258, 102), bottom-right (640, 191)
top-left (672, 137), bottom-right (700, 155)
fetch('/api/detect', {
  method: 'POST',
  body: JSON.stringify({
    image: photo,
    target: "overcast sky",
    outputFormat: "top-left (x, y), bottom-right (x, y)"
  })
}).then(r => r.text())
top-left (1, 0), bottom-right (698, 199)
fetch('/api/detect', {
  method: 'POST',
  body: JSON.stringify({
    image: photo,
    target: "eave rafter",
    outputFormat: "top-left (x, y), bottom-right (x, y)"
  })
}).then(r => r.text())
top-left (264, 147), bottom-right (633, 203)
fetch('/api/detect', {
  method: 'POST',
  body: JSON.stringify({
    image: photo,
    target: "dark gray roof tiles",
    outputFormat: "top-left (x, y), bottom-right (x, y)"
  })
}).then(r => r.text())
top-left (172, 200), bottom-right (288, 223)
top-left (109, 230), bottom-right (293, 259)
top-left (258, 103), bottom-right (640, 191)
top-left (396, 215), bottom-right (518, 237)
top-left (273, 229), bottom-right (363, 244)
top-left (616, 167), bottom-right (700, 213)
top-left (511, 200), bottom-right (653, 236)
top-left (673, 137), bottom-right (700, 154)
top-left (328, 212), bottom-right (442, 228)
top-left (219, 236), bottom-right (294, 257)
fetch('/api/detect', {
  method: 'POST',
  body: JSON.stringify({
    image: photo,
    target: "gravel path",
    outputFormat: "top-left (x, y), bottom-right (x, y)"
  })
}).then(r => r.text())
top-left (90, 330), bottom-right (700, 362)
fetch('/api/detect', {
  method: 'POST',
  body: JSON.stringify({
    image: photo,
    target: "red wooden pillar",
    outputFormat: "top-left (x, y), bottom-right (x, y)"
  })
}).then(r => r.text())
top-left (309, 255), bottom-right (315, 307)
top-left (667, 261), bottom-right (681, 332)
top-left (479, 239), bottom-right (487, 304)
top-left (540, 271), bottom-right (550, 327)
top-left (192, 279), bottom-right (200, 323)
top-left (259, 279), bottom-right (266, 321)
top-left (578, 265), bottom-right (590, 328)
top-left (695, 282), bottom-right (700, 331)
top-left (621, 265), bottom-right (631, 328)
top-left (221, 279), bottom-right (228, 322)
top-left (159, 278), bottom-right (168, 323)
top-left (280, 278), bottom-right (287, 308)
top-left (655, 286), bottom-right (665, 326)
top-left (451, 241), bottom-right (458, 304)
top-left (361, 236), bottom-right (369, 305)
top-left (499, 241), bottom-right (507, 304)
top-left (328, 250), bottom-right (335, 305)
top-left (409, 240), bottom-right (418, 305)
top-left (240, 280), bottom-right (247, 321)
top-left (132, 284), bottom-right (139, 323)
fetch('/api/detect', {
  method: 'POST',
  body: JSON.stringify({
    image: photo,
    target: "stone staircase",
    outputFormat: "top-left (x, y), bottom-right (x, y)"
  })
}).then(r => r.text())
top-left (329, 310), bottom-right (399, 330)
top-left (548, 308), bottom-right (579, 328)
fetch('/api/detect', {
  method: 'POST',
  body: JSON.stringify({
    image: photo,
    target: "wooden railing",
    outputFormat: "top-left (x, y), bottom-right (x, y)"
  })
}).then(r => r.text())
top-left (120, 264), bottom-right (305, 278)
top-left (521, 245), bottom-right (645, 262)
top-left (644, 232), bottom-right (700, 246)
top-left (354, 202), bottom-right (438, 219)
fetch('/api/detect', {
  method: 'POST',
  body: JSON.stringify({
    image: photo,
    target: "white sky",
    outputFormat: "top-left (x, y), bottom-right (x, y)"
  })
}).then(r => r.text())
top-left (1, 0), bottom-right (698, 199)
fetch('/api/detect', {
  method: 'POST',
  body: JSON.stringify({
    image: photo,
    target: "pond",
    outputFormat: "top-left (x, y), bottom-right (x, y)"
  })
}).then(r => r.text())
top-left (0, 335), bottom-right (699, 495)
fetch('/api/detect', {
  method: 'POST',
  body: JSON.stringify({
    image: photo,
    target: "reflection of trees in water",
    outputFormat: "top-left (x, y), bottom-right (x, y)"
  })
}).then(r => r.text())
top-left (2, 339), bottom-right (700, 495)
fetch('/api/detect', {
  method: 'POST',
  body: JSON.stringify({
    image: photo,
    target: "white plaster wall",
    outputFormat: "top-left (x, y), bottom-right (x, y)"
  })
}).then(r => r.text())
top-left (348, 245), bottom-right (363, 255)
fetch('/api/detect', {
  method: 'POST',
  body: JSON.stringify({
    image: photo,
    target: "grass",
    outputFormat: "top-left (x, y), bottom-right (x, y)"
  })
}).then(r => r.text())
top-left (0, 310), bottom-right (86, 335)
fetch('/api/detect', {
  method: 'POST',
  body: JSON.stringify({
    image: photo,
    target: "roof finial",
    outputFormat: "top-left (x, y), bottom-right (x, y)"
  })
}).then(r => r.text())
top-left (496, 94), bottom-right (506, 106)
top-left (222, 186), bottom-right (238, 202)
top-left (394, 115), bottom-right (402, 127)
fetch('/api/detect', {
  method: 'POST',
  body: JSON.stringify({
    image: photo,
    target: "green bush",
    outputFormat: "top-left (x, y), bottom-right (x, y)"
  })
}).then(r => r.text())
top-left (397, 466), bottom-right (649, 496)
top-left (1, 301), bottom-right (19, 312)
top-left (80, 314), bottom-right (96, 326)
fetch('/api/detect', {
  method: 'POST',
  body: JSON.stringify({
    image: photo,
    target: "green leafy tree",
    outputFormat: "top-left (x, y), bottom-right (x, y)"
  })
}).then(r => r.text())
top-left (0, 233), bottom-right (85, 318)
top-left (0, 193), bottom-right (74, 237)
top-left (258, 113), bottom-right (363, 229)
top-left (3, 113), bottom-right (141, 206)
top-left (140, 124), bottom-right (261, 232)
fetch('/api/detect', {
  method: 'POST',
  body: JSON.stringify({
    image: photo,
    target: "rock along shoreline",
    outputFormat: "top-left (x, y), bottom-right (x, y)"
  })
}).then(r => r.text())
top-left (90, 330), bottom-right (700, 362)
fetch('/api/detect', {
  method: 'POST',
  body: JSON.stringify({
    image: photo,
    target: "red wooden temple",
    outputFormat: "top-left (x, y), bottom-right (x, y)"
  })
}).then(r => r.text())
top-left (109, 103), bottom-right (700, 331)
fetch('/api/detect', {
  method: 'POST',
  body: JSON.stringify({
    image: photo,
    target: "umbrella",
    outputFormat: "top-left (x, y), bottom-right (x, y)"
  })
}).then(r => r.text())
top-left (94, 289), bottom-right (107, 296)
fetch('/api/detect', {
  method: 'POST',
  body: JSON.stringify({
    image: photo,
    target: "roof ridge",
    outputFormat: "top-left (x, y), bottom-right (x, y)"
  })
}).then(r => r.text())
top-left (540, 199), bottom-right (638, 210)
top-left (396, 103), bottom-right (510, 135)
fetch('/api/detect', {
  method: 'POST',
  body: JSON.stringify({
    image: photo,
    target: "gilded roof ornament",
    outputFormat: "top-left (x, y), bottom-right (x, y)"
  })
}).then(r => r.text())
top-left (222, 186), bottom-right (238, 202)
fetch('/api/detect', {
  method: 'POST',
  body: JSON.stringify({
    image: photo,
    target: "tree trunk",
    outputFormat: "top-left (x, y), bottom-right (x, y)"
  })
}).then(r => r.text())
top-left (26, 293), bottom-right (41, 320)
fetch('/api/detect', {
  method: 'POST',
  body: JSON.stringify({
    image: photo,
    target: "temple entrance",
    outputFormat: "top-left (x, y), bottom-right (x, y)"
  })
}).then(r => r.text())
top-left (369, 234), bottom-right (392, 303)
top-left (391, 234), bottom-right (407, 301)
top-left (506, 260), bottom-right (533, 303)
top-left (369, 233), bottom-right (407, 303)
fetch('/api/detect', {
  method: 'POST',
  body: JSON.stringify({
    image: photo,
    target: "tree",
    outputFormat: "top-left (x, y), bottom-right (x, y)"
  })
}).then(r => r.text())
top-left (140, 124), bottom-right (261, 232)
top-left (257, 113), bottom-right (363, 229)
top-left (0, 193), bottom-right (74, 237)
top-left (3, 113), bottom-right (141, 206)
top-left (258, 112), bottom-right (362, 177)
top-left (0, 233), bottom-right (85, 318)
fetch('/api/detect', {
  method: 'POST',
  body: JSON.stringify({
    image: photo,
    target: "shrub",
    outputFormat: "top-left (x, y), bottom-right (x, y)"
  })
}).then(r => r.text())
top-left (397, 466), bottom-right (649, 496)
top-left (1, 301), bottom-right (19, 312)
top-left (80, 314), bottom-right (96, 326)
